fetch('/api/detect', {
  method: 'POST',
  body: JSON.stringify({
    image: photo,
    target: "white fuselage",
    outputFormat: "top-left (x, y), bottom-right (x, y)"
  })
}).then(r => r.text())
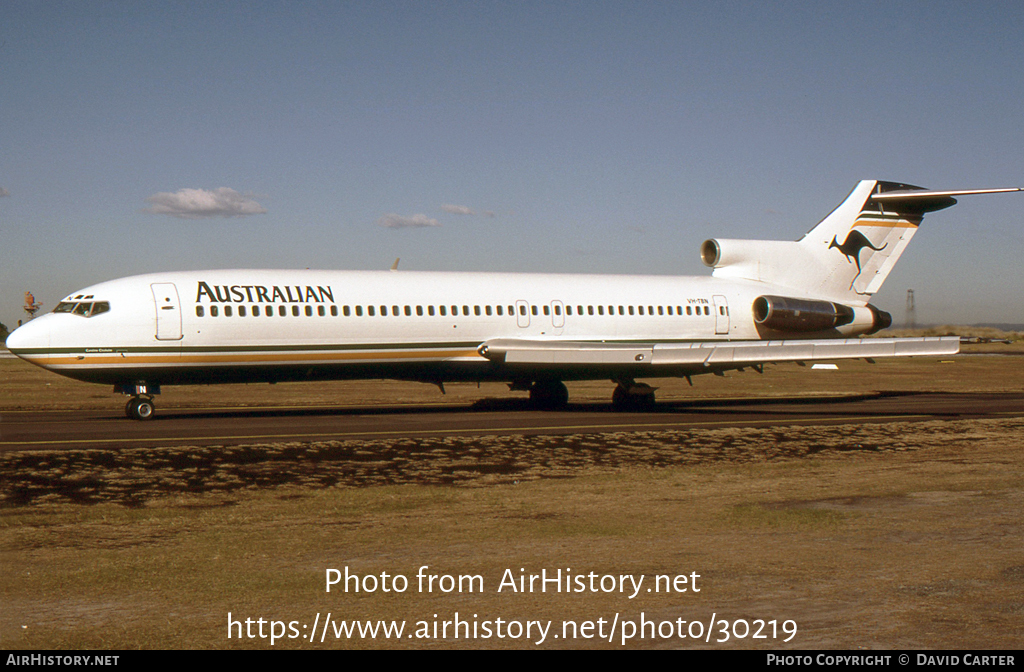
top-left (10, 179), bottom-right (1014, 415)
top-left (8, 268), bottom-right (826, 387)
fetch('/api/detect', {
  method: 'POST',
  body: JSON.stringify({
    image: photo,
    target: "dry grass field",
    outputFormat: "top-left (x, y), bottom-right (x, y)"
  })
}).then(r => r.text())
top-left (1, 335), bottom-right (1023, 649)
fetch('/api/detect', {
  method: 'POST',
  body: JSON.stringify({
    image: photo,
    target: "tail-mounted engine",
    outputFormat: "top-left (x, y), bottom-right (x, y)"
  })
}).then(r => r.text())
top-left (753, 295), bottom-right (891, 336)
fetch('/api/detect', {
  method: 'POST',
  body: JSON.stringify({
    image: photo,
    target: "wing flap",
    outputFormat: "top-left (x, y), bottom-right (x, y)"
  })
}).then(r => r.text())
top-left (489, 340), bottom-right (654, 365)
top-left (481, 336), bottom-right (959, 368)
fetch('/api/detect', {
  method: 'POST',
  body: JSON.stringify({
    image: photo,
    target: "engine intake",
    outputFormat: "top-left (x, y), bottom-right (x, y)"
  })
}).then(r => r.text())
top-left (753, 295), bottom-right (854, 332)
top-left (753, 295), bottom-right (891, 335)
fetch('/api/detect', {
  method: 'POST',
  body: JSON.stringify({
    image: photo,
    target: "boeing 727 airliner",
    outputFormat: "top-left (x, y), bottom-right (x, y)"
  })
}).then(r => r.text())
top-left (7, 180), bottom-right (1022, 419)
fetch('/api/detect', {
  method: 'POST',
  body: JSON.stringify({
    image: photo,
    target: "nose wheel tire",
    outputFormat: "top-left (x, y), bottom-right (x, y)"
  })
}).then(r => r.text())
top-left (125, 397), bottom-right (156, 421)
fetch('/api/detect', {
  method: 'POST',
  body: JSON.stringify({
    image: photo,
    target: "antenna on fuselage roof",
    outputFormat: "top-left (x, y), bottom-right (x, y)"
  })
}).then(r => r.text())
top-left (390, 258), bottom-right (400, 271)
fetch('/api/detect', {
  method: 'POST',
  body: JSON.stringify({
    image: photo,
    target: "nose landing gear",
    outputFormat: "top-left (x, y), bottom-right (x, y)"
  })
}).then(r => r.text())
top-left (116, 382), bottom-right (160, 421)
top-left (125, 396), bottom-right (156, 421)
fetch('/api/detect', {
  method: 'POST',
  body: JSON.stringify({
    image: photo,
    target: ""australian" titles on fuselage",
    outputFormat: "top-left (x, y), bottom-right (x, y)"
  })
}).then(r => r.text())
top-left (195, 281), bottom-right (335, 306)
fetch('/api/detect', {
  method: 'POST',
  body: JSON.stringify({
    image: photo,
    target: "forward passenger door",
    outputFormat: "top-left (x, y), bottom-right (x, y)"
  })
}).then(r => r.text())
top-left (152, 283), bottom-right (183, 341)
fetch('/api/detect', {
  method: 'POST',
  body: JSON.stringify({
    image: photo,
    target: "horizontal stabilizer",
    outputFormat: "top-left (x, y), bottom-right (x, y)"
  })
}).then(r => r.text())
top-left (870, 187), bottom-right (1024, 214)
top-left (871, 187), bottom-right (1023, 199)
top-left (480, 337), bottom-right (959, 369)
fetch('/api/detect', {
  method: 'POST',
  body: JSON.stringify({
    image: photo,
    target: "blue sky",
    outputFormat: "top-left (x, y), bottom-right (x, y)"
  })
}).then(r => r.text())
top-left (2, 1), bottom-right (1022, 331)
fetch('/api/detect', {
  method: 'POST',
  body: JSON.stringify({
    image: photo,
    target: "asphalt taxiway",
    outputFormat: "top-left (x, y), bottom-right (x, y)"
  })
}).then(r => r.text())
top-left (2, 391), bottom-right (1023, 452)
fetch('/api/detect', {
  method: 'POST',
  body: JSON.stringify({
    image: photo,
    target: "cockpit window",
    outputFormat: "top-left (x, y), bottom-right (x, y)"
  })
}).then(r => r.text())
top-left (54, 301), bottom-right (110, 317)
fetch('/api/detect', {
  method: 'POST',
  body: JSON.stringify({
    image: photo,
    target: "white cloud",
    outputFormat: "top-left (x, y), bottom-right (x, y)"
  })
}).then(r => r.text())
top-left (441, 204), bottom-right (475, 215)
top-left (0, 187), bottom-right (9, 197)
top-left (144, 187), bottom-right (267, 218)
top-left (440, 204), bottom-right (496, 217)
top-left (377, 213), bottom-right (442, 229)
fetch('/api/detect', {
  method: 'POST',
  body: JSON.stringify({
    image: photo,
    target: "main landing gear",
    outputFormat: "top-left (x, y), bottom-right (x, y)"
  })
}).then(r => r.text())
top-left (518, 379), bottom-right (657, 411)
top-left (611, 379), bottom-right (657, 411)
top-left (528, 380), bottom-right (570, 410)
top-left (116, 382), bottom-right (160, 421)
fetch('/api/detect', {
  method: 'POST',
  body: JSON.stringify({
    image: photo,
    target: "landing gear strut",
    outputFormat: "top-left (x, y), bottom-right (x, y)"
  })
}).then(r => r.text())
top-left (529, 380), bottom-right (569, 410)
top-left (611, 380), bottom-right (656, 411)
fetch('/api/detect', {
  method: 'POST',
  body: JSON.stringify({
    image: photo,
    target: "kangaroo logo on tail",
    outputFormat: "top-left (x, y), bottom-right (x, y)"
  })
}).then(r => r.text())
top-left (830, 230), bottom-right (887, 289)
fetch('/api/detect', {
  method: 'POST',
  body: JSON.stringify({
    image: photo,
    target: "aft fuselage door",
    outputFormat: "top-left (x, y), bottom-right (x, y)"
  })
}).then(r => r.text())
top-left (151, 283), bottom-right (183, 341)
top-left (713, 294), bottom-right (730, 335)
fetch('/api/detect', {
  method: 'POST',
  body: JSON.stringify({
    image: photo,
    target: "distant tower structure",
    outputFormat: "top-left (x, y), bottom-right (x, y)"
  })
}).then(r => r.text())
top-left (23, 291), bottom-right (42, 320)
top-left (905, 289), bottom-right (916, 330)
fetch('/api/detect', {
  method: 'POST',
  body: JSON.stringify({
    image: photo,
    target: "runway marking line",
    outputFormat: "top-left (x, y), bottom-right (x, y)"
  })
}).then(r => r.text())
top-left (0, 414), bottom-right (938, 447)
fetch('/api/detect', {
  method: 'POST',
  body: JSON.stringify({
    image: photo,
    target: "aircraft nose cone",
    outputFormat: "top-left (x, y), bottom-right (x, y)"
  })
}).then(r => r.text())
top-left (6, 317), bottom-right (50, 356)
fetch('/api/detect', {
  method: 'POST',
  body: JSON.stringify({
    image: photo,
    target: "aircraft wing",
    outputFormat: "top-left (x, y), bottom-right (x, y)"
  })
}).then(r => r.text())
top-left (478, 336), bottom-right (959, 371)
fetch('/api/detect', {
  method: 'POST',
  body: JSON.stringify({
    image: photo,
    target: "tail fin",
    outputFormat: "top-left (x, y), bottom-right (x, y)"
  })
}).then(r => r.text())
top-left (797, 180), bottom-right (933, 299)
top-left (704, 180), bottom-right (1021, 304)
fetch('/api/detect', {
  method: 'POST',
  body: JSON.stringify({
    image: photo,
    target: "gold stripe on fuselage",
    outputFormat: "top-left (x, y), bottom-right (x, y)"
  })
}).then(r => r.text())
top-left (21, 348), bottom-right (483, 369)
